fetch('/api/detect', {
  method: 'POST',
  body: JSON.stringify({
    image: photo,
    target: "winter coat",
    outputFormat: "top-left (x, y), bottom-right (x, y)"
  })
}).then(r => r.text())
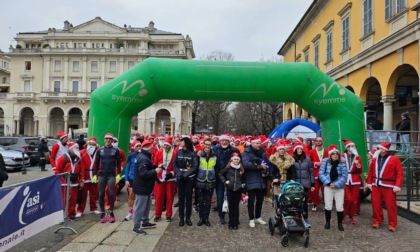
top-left (125, 151), bottom-right (138, 181)
top-left (55, 152), bottom-right (84, 187)
top-left (269, 152), bottom-right (294, 182)
top-left (214, 145), bottom-right (240, 173)
top-left (319, 157), bottom-right (348, 189)
top-left (366, 154), bottom-right (404, 190)
top-left (218, 164), bottom-right (244, 192)
top-left (196, 150), bottom-right (217, 190)
top-left (173, 149), bottom-right (198, 179)
top-left (242, 146), bottom-right (268, 191)
top-left (133, 149), bottom-right (157, 195)
top-left (397, 117), bottom-right (410, 135)
top-left (290, 154), bottom-right (314, 189)
top-left (80, 148), bottom-right (97, 183)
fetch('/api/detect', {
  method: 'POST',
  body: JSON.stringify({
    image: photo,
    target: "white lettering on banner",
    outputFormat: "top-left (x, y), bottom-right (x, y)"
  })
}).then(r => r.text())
top-left (314, 97), bottom-right (346, 105)
top-left (110, 79), bottom-right (148, 96)
top-left (111, 94), bottom-right (144, 103)
top-left (0, 229), bottom-right (25, 249)
top-left (310, 82), bottom-right (347, 105)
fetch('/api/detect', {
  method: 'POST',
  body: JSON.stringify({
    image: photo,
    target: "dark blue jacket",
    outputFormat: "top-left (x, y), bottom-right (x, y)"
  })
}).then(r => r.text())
top-left (125, 151), bottom-right (138, 180)
top-left (133, 150), bottom-right (157, 195)
top-left (93, 146), bottom-right (121, 176)
top-left (173, 149), bottom-right (198, 179)
top-left (242, 146), bottom-right (268, 190)
top-left (214, 145), bottom-right (240, 174)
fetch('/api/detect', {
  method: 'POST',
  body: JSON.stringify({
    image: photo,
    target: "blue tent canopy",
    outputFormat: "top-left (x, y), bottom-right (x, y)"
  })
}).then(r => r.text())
top-left (268, 118), bottom-right (321, 139)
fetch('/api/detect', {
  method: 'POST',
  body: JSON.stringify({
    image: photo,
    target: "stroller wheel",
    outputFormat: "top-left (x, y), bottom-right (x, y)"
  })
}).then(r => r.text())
top-left (281, 235), bottom-right (289, 247)
top-left (269, 217), bottom-right (275, 235)
top-left (304, 235), bottom-right (310, 248)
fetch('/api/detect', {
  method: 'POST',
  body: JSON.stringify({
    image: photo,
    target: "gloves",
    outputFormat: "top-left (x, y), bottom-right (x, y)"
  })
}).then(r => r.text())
top-left (116, 174), bottom-right (121, 183)
top-left (165, 173), bottom-right (174, 181)
top-left (92, 175), bottom-right (98, 183)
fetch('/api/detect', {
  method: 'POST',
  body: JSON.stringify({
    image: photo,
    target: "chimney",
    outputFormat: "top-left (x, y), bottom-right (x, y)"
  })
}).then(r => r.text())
top-left (64, 20), bottom-right (70, 30)
top-left (148, 21), bottom-right (155, 29)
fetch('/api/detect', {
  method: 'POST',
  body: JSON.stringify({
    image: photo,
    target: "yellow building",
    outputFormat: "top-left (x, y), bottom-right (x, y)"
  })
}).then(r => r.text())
top-left (279, 0), bottom-right (419, 133)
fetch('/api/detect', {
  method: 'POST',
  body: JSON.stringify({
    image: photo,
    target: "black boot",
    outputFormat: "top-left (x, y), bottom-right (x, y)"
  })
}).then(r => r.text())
top-left (324, 210), bottom-right (331, 229)
top-left (197, 218), bottom-right (204, 226)
top-left (337, 211), bottom-right (344, 231)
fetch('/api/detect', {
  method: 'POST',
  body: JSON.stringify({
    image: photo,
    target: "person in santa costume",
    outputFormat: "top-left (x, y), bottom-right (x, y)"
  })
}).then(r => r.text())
top-left (319, 144), bottom-right (348, 231)
top-left (153, 137), bottom-right (177, 223)
top-left (50, 131), bottom-right (69, 171)
top-left (76, 137), bottom-right (100, 217)
top-left (308, 137), bottom-right (328, 212)
top-left (366, 142), bottom-right (404, 232)
top-left (55, 142), bottom-right (84, 221)
top-left (340, 139), bottom-right (362, 224)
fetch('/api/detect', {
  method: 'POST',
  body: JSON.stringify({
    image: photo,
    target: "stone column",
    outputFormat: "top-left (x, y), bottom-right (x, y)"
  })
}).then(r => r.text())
top-left (64, 116), bottom-right (68, 133)
top-left (46, 116), bottom-right (50, 137)
top-left (292, 103), bottom-right (296, 119)
top-left (380, 96), bottom-right (396, 130)
top-left (34, 120), bottom-right (38, 136)
top-left (82, 116), bottom-right (87, 128)
top-left (16, 120), bottom-right (20, 135)
top-left (82, 57), bottom-right (87, 92)
top-left (119, 57), bottom-right (124, 74)
top-left (63, 57), bottom-right (69, 91)
top-left (44, 57), bottom-right (51, 91)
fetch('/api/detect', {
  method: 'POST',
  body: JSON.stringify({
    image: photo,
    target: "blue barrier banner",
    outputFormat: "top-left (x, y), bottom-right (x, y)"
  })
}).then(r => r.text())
top-left (0, 175), bottom-right (63, 251)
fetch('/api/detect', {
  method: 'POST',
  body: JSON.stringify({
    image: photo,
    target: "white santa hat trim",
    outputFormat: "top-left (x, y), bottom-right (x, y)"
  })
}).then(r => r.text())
top-left (328, 148), bottom-right (339, 155)
top-left (276, 145), bottom-right (286, 150)
top-left (219, 135), bottom-right (231, 141)
top-left (377, 144), bottom-right (389, 151)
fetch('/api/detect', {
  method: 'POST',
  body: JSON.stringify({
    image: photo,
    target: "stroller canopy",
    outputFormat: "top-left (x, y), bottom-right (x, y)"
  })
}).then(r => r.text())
top-left (281, 182), bottom-right (304, 195)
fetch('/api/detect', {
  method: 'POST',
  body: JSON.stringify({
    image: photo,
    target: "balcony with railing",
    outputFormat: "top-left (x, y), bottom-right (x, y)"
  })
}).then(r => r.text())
top-left (8, 47), bottom-right (186, 56)
top-left (39, 91), bottom-right (91, 101)
top-left (14, 92), bottom-right (35, 100)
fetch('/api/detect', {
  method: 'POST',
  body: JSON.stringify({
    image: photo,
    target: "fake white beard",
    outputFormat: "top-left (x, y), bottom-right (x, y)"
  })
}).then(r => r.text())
top-left (87, 146), bottom-right (96, 156)
top-left (373, 149), bottom-right (380, 159)
top-left (73, 149), bottom-right (81, 158)
top-left (112, 143), bottom-right (118, 148)
top-left (221, 144), bottom-right (229, 148)
top-left (350, 147), bottom-right (359, 156)
top-left (159, 140), bottom-right (164, 146)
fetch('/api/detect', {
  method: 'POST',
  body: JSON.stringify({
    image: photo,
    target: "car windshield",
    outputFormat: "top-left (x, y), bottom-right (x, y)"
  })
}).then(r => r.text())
top-left (25, 138), bottom-right (40, 145)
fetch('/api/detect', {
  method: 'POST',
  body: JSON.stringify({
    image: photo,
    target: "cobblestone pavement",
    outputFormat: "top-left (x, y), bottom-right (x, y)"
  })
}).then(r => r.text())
top-left (154, 198), bottom-right (420, 252)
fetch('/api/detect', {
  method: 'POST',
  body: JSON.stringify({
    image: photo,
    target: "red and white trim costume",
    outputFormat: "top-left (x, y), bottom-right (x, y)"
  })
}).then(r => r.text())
top-left (341, 153), bottom-right (362, 218)
top-left (309, 147), bottom-right (328, 206)
top-left (77, 148), bottom-right (99, 213)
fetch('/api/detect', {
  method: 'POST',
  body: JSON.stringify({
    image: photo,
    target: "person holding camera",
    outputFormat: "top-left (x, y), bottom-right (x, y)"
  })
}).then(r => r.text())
top-left (242, 136), bottom-right (269, 228)
top-left (153, 137), bottom-right (177, 222)
top-left (218, 153), bottom-right (245, 230)
top-left (173, 136), bottom-right (198, 226)
top-left (196, 138), bottom-right (217, 226)
top-left (55, 142), bottom-right (85, 221)
top-left (132, 140), bottom-right (163, 235)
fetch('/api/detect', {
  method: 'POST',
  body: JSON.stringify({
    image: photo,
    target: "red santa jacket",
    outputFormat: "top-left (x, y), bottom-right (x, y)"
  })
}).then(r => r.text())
top-left (119, 149), bottom-right (126, 171)
top-left (80, 149), bottom-right (96, 183)
top-left (154, 148), bottom-right (177, 182)
top-left (55, 153), bottom-right (84, 187)
top-left (309, 148), bottom-right (328, 177)
top-left (341, 153), bottom-right (362, 185)
top-left (50, 142), bottom-right (68, 169)
top-left (366, 155), bottom-right (404, 190)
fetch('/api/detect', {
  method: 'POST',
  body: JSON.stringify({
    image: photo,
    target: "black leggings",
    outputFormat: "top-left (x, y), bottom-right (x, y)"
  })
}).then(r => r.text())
top-left (177, 176), bottom-right (195, 220)
top-left (247, 189), bottom-right (265, 220)
top-left (227, 189), bottom-right (242, 226)
top-left (199, 188), bottom-right (213, 220)
top-left (98, 174), bottom-right (116, 212)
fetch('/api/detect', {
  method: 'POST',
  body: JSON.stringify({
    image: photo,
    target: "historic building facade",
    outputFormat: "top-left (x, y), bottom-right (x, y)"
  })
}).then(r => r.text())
top-left (279, 0), bottom-right (419, 133)
top-left (0, 53), bottom-right (11, 135)
top-left (3, 17), bottom-right (195, 137)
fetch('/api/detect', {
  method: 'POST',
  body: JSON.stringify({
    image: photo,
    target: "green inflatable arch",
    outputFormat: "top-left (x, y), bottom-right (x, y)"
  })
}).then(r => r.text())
top-left (88, 58), bottom-right (368, 171)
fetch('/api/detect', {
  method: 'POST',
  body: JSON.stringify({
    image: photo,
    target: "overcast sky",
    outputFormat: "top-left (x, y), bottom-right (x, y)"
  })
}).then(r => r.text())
top-left (0, 0), bottom-right (312, 61)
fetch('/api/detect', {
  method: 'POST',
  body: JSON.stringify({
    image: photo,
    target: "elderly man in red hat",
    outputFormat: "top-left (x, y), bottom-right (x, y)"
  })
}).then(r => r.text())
top-left (76, 137), bottom-right (100, 217)
top-left (55, 142), bottom-right (84, 221)
top-left (153, 137), bottom-right (177, 222)
top-left (366, 142), bottom-right (404, 232)
top-left (50, 131), bottom-right (69, 170)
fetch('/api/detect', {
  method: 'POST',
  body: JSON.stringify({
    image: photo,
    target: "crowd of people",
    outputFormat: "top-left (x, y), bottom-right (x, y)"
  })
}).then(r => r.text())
top-left (46, 129), bottom-right (404, 235)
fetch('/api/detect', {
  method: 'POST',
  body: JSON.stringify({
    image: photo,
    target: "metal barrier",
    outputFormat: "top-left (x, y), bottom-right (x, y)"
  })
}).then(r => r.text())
top-left (53, 172), bottom-right (77, 235)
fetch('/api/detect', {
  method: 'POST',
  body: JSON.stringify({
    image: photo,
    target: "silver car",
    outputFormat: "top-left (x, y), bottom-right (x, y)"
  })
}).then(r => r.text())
top-left (0, 145), bottom-right (30, 171)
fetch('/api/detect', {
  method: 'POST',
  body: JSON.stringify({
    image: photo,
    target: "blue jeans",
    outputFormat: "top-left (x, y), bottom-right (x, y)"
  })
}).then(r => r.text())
top-left (400, 134), bottom-right (410, 153)
top-left (216, 179), bottom-right (225, 219)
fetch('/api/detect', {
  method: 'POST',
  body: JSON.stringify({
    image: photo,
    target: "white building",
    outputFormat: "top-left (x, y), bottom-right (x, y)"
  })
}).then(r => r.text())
top-left (3, 17), bottom-right (195, 137)
top-left (0, 52), bottom-right (11, 135)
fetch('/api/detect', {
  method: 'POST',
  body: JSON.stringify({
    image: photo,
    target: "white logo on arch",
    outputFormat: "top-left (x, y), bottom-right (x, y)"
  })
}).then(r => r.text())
top-left (309, 82), bottom-right (345, 98)
top-left (111, 79), bottom-right (148, 96)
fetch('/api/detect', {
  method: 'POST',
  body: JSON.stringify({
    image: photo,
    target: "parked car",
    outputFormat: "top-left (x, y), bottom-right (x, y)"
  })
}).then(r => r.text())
top-left (0, 137), bottom-right (40, 165)
top-left (0, 145), bottom-right (30, 171)
top-left (47, 138), bottom-right (58, 152)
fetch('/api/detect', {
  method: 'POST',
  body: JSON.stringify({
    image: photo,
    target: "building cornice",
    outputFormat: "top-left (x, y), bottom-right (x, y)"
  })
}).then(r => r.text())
top-left (327, 18), bottom-right (420, 79)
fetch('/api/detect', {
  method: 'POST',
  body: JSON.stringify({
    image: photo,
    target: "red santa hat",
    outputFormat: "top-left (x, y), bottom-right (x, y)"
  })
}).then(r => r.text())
top-left (104, 133), bottom-right (114, 139)
top-left (341, 139), bottom-right (355, 148)
top-left (88, 137), bottom-right (97, 144)
top-left (250, 136), bottom-right (261, 143)
top-left (181, 134), bottom-right (190, 139)
top-left (377, 142), bottom-right (391, 152)
top-left (230, 153), bottom-right (241, 161)
top-left (219, 134), bottom-right (231, 141)
top-left (260, 135), bottom-right (270, 144)
top-left (276, 142), bottom-right (287, 150)
top-left (368, 149), bottom-right (376, 156)
top-left (141, 140), bottom-right (154, 150)
top-left (164, 137), bottom-right (173, 146)
top-left (234, 137), bottom-right (241, 142)
top-left (113, 137), bottom-right (118, 142)
top-left (67, 142), bottom-right (78, 150)
top-left (296, 136), bottom-right (304, 144)
top-left (131, 140), bottom-right (141, 149)
top-left (293, 142), bottom-right (303, 152)
top-left (58, 131), bottom-right (68, 140)
top-left (328, 144), bottom-right (339, 155)
top-left (192, 135), bottom-right (199, 139)
top-left (158, 133), bottom-right (165, 139)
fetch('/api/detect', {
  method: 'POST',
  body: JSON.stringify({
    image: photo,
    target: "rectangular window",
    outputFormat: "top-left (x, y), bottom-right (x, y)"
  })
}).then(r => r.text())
top-left (304, 50), bottom-right (309, 62)
top-left (54, 81), bottom-right (61, 92)
top-left (363, 0), bottom-right (373, 35)
top-left (91, 81), bottom-right (98, 92)
top-left (314, 43), bottom-right (319, 68)
top-left (386, 0), bottom-right (406, 20)
top-left (128, 61), bottom-right (135, 69)
top-left (91, 61), bottom-right (98, 72)
top-left (24, 80), bottom-right (31, 92)
top-left (95, 43), bottom-right (101, 48)
top-left (73, 61), bottom-right (80, 72)
top-left (342, 15), bottom-right (350, 51)
top-left (54, 60), bottom-right (61, 72)
top-left (2, 77), bottom-right (6, 84)
top-left (25, 61), bottom-right (31, 71)
top-left (326, 31), bottom-right (333, 62)
top-left (72, 80), bottom-right (79, 93)
top-left (109, 61), bottom-right (116, 72)
top-left (60, 43), bottom-right (64, 48)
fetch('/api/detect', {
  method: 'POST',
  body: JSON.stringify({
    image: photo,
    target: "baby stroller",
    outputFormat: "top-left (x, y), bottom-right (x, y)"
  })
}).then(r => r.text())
top-left (268, 181), bottom-right (310, 247)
